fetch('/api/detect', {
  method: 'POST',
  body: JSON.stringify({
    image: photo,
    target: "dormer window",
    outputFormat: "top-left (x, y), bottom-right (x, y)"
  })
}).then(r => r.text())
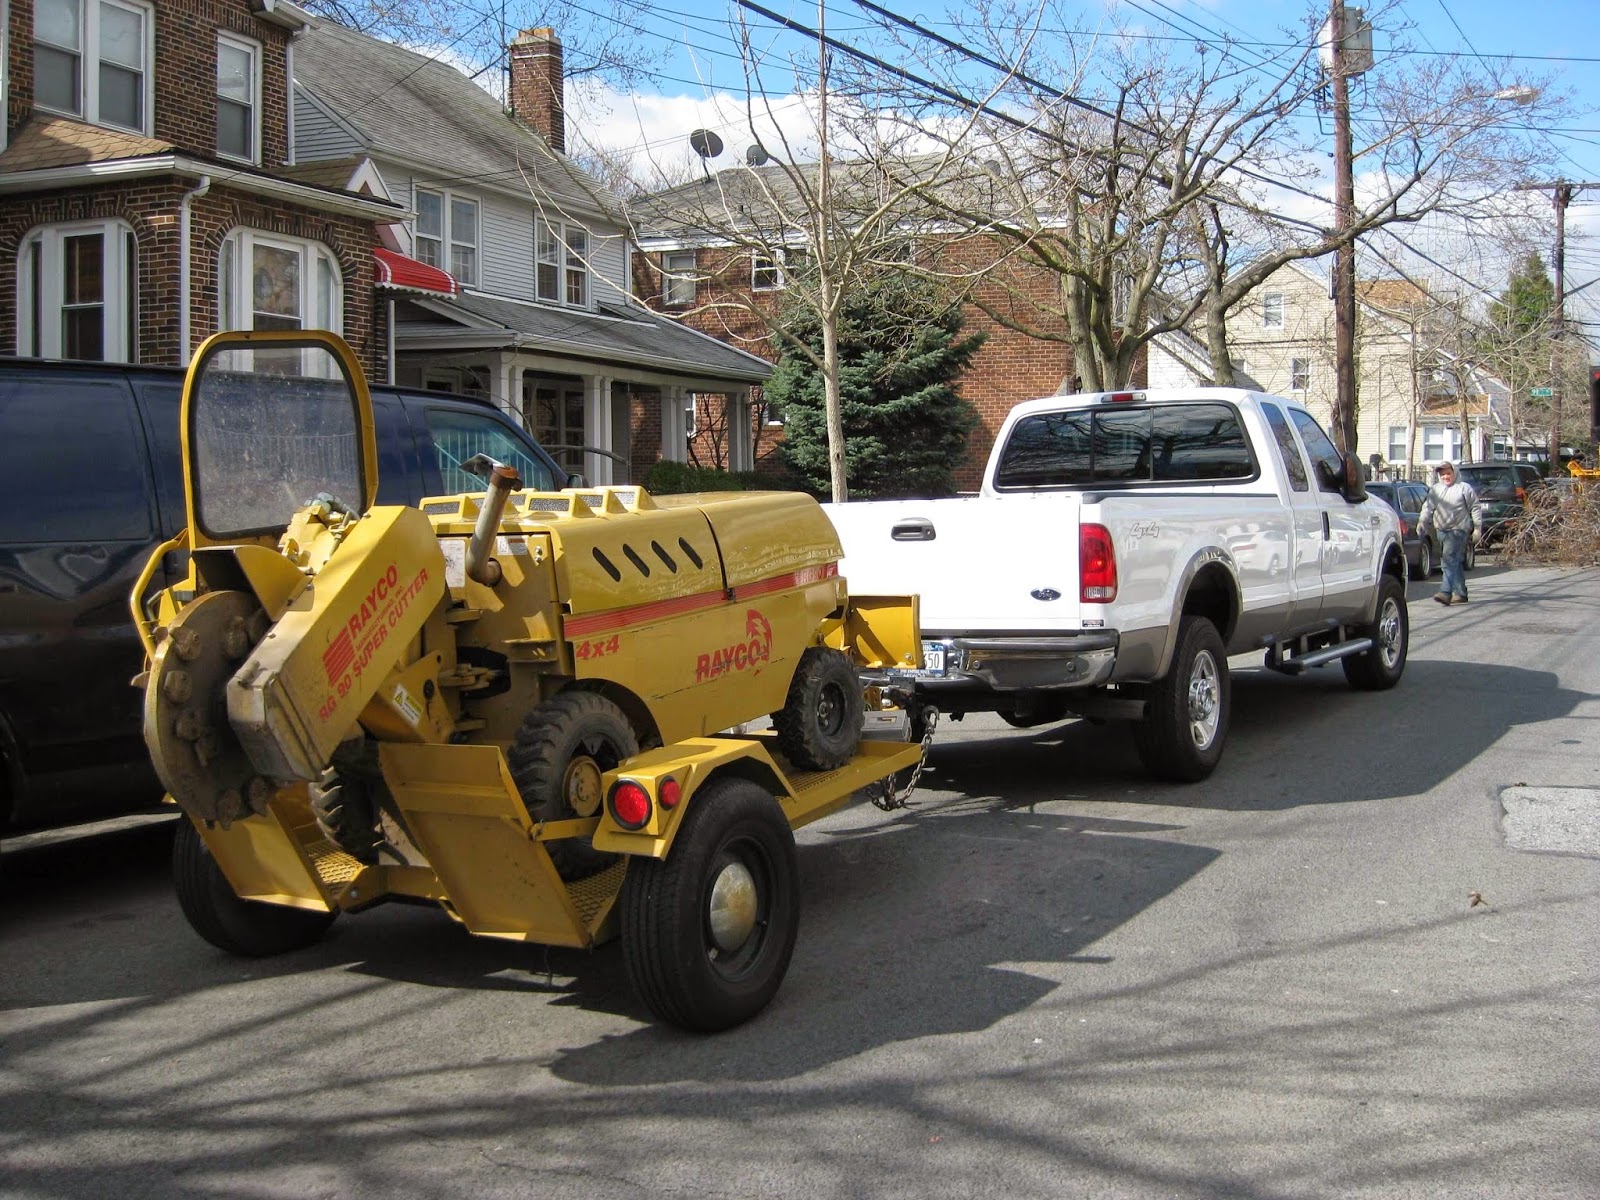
top-left (536, 219), bottom-right (589, 308)
top-left (216, 34), bottom-right (261, 164)
top-left (34, 0), bottom-right (152, 135)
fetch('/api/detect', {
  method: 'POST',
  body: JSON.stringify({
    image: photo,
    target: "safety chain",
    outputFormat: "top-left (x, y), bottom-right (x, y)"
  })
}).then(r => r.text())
top-left (871, 707), bottom-right (939, 811)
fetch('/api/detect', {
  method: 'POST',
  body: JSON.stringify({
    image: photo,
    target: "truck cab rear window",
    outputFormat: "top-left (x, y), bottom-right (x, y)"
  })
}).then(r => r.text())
top-left (994, 403), bottom-right (1255, 488)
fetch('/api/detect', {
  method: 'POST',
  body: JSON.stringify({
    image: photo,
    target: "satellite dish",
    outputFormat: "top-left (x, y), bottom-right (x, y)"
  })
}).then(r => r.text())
top-left (745, 143), bottom-right (770, 166)
top-left (688, 129), bottom-right (724, 159)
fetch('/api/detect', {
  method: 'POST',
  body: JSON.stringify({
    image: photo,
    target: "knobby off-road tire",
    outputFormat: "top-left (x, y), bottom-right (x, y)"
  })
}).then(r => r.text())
top-left (772, 647), bottom-right (863, 771)
top-left (508, 690), bottom-right (639, 881)
top-left (172, 819), bottom-right (335, 957)
top-left (1132, 616), bottom-right (1230, 783)
top-left (1343, 574), bottom-right (1408, 692)
top-left (619, 777), bottom-right (800, 1032)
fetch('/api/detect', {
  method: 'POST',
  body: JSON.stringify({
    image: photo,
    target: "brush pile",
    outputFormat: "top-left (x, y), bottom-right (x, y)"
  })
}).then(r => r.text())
top-left (1499, 483), bottom-right (1600, 566)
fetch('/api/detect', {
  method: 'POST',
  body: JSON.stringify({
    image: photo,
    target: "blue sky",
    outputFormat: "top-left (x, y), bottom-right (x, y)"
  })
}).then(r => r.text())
top-left (554, 0), bottom-right (1600, 323)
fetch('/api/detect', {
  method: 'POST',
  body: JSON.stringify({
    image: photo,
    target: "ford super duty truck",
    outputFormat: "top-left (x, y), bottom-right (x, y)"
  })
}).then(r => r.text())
top-left (826, 388), bottom-right (1410, 782)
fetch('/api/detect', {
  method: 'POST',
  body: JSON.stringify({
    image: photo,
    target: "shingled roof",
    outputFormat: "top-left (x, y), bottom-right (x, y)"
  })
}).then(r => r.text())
top-left (293, 20), bottom-right (619, 221)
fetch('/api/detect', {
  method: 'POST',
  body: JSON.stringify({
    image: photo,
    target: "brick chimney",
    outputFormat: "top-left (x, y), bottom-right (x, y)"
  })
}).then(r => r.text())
top-left (509, 27), bottom-right (564, 154)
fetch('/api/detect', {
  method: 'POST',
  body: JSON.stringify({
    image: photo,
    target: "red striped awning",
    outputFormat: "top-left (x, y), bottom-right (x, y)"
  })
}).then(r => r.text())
top-left (374, 246), bottom-right (458, 296)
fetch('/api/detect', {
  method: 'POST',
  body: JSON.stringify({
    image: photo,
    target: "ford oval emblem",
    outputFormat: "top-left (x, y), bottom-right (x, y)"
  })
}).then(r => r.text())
top-left (1030, 588), bottom-right (1062, 602)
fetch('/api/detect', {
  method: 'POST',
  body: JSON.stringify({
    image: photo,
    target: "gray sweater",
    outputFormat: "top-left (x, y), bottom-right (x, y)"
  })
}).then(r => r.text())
top-left (1419, 480), bottom-right (1483, 535)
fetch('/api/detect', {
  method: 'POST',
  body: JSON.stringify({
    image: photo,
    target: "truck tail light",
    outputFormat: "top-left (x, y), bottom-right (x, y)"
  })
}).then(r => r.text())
top-left (1080, 523), bottom-right (1118, 602)
top-left (609, 780), bottom-right (652, 829)
top-left (1515, 486), bottom-right (1527, 502)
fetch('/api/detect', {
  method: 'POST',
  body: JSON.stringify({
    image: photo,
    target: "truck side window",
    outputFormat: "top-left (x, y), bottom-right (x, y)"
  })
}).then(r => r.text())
top-left (0, 375), bottom-right (154, 543)
top-left (1149, 404), bottom-right (1253, 481)
top-left (1260, 403), bottom-right (1308, 493)
top-left (1288, 409), bottom-right (1342, 494)
top-left (424, 408), bottom-right (559, 494)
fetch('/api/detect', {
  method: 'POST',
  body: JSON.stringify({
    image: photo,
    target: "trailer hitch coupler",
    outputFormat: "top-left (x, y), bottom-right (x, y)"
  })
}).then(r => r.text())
top-left (466, 464), bottom-right (521, 587)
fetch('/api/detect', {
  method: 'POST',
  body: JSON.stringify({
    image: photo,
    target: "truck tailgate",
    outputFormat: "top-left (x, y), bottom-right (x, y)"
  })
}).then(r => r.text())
top-left (824, 494), bottom-right (1084, 634)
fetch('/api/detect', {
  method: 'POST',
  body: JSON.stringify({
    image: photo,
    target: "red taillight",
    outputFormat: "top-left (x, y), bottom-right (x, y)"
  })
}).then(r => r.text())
top-left (659, 777), bottom-right (681, 809)
top-left (1080, 523), bottom-right (1118, 602)
top-left (1515, 486), bottom-right (1527, 502)
top-left (610, 780), bottom-right (652, 829)
top-left (1398, 518), bottom-right (1410, 535)
top-left (1107, 391), bottom-right (1141, 402)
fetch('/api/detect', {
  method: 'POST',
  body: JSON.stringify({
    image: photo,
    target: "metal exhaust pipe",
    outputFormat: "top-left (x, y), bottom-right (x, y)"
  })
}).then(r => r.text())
top-left (466, 464), bottom-right (521, 587)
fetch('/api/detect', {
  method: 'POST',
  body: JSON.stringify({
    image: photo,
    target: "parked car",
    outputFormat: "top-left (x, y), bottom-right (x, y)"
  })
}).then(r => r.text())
top-left (1365, 481), bottom-right (1475, 579)
top-left (0, 358), bottom-right (570, 834)
top-left (1455, 462), bottom-right (1546, 544)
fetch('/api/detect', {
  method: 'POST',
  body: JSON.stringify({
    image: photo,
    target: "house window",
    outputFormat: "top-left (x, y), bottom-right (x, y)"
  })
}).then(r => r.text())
top-left (450, 196), bottom-right (478, 286)
top-left (415, 190), bottom-right (443, 270)
top-left (218, 229), bottom-right (341, 336)
top-left (216, 34), bottom-right (260, 163)
top-left (663, 250), bottom-right (695, 307)
top-left (1290, 357), bottom-right (1310, 391)
top-left (412, 188), bottom-right (478, 288)
top-left (1420, 426), bottom-right (1462, 463)
top-left (16, 221), bottom-right (137, 362)
top-left (535, 219), bottom-right (590, 308)
top-left (686, 392), bottom-right (698, 438)
top-left (1388, 426), bottom-right (1408, 463)
top-left (752, 248), bottom-right (806, 292)
top-left (34, 0), bottom-right (151, 134)
top-left (1261, 292), bottom-right (1285, 329)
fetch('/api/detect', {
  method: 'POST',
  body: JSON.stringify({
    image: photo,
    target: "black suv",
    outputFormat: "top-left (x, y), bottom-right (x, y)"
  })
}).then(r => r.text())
top-left (1456, 462), bottom-right (1545, 544)
top-left (0, 359), bottom-right (568, 833)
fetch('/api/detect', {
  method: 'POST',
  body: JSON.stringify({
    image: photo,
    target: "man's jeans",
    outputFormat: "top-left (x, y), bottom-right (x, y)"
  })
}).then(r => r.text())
top-left (1440, 529), bottom-right (1469, 600)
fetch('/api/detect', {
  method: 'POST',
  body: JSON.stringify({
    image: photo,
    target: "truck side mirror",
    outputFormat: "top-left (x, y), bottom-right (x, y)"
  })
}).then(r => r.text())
top-left (1340, 452), bottom-right (1368, 503)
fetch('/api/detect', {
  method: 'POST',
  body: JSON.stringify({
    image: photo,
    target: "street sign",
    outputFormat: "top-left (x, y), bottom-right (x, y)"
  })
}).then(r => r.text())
top-left (1530, 387), bottom-right (1555, 397)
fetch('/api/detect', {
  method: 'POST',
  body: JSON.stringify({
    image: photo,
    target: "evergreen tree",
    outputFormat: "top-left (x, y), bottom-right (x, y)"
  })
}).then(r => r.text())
top-left (772, 275), bottom-right (984, 499)
top-left (1488, 253), bottom-right (1555, 337)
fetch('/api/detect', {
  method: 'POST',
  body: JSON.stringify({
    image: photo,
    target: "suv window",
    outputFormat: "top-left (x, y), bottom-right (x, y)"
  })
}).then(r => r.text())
top-left (994, 402), bottom-right (1254, 488)
top-left (1399, 484), bottom-right (1424, 515)
top-left (1287, 409), bottom-right (1343, 494)
top-left (0, 374), bottom-right (154, 543)
top-left (424, 407), bottom-right (560, 494)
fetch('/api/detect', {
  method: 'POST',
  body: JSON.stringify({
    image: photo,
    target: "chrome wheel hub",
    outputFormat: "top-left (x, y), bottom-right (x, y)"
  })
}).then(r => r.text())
top-left (1378, 598), bottom-right (1403, 669)
top-left (708, 860), bottom-right (759, 953)
top-left (1187, 651), bottom-right (1220, 749)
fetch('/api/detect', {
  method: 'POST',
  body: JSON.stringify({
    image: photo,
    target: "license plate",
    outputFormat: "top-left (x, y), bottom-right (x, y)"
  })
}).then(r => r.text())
top-left (921, 641), bottom-right (946, 675)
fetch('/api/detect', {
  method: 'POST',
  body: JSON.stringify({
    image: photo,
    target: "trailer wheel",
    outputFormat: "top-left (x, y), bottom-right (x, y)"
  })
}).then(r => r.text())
top-left (619, 776), bottom-right (800, 1032)
top-left (773, 647), bottom-right (863, 770)
top-left (172, 819), bottom-right (335, 957)
top-left (508, 690), bottom-right (639, 881)
top-left (1131, 616), bottom-right (1229, 782)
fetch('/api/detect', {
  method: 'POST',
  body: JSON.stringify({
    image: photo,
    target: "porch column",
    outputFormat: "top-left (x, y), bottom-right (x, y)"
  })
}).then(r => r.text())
top-left (490, 354), bottom-right (522, 427)
top-left (661, 384), bottom-right (688, 464)
top-left (728, 389), bottom-right (754, 472)
top-left (585, 373), bottom-right (615, 484)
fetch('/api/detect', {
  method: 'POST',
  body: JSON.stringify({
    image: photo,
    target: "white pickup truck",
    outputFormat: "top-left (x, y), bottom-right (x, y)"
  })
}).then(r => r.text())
top-left (828, 388), bottom-right (1409, 781)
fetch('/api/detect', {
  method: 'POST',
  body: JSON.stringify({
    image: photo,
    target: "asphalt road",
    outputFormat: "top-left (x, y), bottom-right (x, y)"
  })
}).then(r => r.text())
top-left (3, 562), bottom-right (1597, 1200)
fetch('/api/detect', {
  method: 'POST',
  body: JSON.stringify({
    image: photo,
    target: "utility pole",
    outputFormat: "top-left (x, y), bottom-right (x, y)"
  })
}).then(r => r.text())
top-left (1323, 3), bottom-right (1372, 454)
top-left (1515, 180), bottom-right (1600, 467)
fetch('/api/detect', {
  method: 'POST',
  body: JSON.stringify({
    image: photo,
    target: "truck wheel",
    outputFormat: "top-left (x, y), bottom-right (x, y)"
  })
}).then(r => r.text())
top-left (1343, 575), bottom-right (1408, 692)
top-left (172, 819), bottom-right (335, 957)
top-left (773, 647), bottom-right (863, 770)
top-left (1132, 616), bottom-right (1229, 783)
top-left (508, 691), bottom-right (639, 881)
top-left (619, 777), bottom-right (799, 1032)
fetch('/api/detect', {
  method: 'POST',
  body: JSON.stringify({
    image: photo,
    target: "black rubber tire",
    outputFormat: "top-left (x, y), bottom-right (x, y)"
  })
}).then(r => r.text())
top-left (1131, 616), bottom-right (1230, 783)
top-left (1409, 538), bottom-right (1431, 581)
top-left (1343, 574), bottom-right (1409, 692)
top-left (772, 647), bottom-right (863, 770)
top-left (507, 690), bottom-right (639, 881)
top-left (172, 819), bottom-right (335, 957)
top-left (619, 776), bottom-right (799, 1032)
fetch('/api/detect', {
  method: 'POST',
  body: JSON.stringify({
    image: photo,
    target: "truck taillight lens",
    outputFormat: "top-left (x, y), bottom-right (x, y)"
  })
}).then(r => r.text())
top-left (1515, 486), bottom-right (1527, 502)
top-left (1080, 524), bottom-right (1117, 602)
top-left (609, 781), bottom-right (652, 829)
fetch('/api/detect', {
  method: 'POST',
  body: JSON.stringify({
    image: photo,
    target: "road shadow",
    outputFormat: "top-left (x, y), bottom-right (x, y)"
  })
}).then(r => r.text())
top-left (912, 660), bottom-right (1585, 813)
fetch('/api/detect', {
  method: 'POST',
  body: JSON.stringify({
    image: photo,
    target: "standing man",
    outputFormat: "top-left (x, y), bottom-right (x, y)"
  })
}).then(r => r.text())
top-left (1418, 461), bottom-right (1483, 606)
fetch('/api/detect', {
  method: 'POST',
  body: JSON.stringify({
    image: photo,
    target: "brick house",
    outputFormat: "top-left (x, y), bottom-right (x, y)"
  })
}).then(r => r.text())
top-left (0, 0), bottom-right (404, 376)
top-left (289, 22), bottom-right (772, 485)
top-left (628, 164), bottom-right (1110, 492)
